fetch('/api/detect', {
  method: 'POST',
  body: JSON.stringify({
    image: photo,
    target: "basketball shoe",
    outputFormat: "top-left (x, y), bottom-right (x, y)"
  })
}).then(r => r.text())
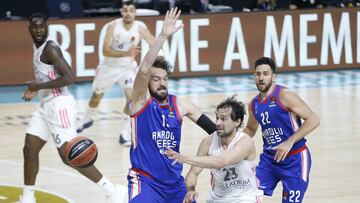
top-left (19, 196), bottom-right (36, 203)
top-left (76, 118), bottom-right (94, 133)
top-left (119, 133), bottom-right (131, 146)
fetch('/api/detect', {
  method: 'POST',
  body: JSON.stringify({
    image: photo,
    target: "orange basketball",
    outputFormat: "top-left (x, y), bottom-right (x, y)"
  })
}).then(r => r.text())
top-left (65, 136), bottom-right (98, 168)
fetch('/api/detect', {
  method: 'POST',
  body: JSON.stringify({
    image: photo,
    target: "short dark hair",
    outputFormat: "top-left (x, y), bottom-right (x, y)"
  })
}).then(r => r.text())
top-left (123, 0), bottom-right (135, 7)
top-left (254, 57), bottom-right (276, 73)
top-left (216, 96), bottom-right (246, 129)
top-left (152, 56), bottom-right (172, 75)
top-left (29, 13), bottom-right (47, 24)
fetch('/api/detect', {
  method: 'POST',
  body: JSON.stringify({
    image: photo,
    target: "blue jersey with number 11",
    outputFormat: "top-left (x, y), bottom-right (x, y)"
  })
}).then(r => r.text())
top-left (130, 95), bottom-right (183, 186)
top-left (251, 85), bottom-right (306, 156)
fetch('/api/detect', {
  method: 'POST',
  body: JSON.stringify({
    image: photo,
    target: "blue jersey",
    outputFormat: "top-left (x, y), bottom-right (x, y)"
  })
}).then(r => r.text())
top-left (251, 85), bottom-right (306, 155)
top-left (130, 94), bottom-right (183, 186)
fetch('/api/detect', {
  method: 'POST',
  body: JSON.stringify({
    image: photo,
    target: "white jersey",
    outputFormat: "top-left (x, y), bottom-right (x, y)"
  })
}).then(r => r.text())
top-left (207, 132), bottom-right (259, 203)
top-left (33, 40), bottom-right (70, 102)
top-left (102, 19), bottom-right (146, 67)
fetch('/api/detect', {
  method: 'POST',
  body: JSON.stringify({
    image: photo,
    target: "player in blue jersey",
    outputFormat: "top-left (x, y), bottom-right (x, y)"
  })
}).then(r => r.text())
top-left (127, 8), bottom-right (216, 203)
top-left (243, 57), bottom-right (320, 203)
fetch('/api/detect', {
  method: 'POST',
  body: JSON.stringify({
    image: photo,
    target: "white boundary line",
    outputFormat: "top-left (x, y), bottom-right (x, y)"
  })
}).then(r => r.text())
top-left (0, 160), bottom-right (86, 180)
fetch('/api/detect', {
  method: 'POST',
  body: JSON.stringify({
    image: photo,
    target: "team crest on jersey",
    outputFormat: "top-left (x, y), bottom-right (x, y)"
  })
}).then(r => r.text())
top-left (168, 106), bottom-right (175, 118)
top-left (283, 191), bottom-right (288, 200)
top-left (269, 96), bottom-right (277, 108)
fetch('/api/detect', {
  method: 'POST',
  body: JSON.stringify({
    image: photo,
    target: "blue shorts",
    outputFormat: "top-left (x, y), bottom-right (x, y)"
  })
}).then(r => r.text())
top-left (256, 147), bottom-right (311, 203)
top-left (128, 168), bottom-right (190, 203)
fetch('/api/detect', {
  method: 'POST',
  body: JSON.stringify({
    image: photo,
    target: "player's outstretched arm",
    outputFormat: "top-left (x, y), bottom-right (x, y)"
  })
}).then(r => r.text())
top-left (177, 97), bottom-right (216, 135)
top-left (131, 8), bottom-right (183, 105)
top-left (166, 133), bottom-right (254, 168)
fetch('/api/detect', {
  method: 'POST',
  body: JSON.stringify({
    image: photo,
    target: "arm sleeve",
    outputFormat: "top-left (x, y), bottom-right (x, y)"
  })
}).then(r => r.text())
top-left (196, 114), bottom-right (216, 135)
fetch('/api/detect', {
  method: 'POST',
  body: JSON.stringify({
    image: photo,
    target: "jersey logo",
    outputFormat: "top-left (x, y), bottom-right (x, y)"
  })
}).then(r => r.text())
top-left (269, 96), bottom-right (277, 108)
top-left (168, 106), bottom-right (175, 118)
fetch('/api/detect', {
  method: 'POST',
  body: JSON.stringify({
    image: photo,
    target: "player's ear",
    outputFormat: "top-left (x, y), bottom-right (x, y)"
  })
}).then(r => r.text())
top-left (272, 73), bottom-right (277, 82)
top-left (235, 118), bottom-right (241, 128)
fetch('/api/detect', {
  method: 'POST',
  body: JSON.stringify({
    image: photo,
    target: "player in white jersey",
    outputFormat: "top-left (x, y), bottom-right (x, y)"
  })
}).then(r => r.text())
top-left (21, 13), bottom-right (126, 203)
top-left (77, 0), bottom-right (155, 146)
top-left (166, 96), bottom-right (262, 203)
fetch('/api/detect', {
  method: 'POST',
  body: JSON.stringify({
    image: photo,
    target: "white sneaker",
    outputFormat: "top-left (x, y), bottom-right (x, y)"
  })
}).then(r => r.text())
top-left (106, 184), bottom-right (128, 203)
top-left (19, 196), bottom-right (36, 203)
top-left (76, 118), bottom-right (94, 133)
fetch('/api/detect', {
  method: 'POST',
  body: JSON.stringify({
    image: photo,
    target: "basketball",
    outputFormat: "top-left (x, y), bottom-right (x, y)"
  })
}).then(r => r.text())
top-left (65, 136), bottom-right (98, 168)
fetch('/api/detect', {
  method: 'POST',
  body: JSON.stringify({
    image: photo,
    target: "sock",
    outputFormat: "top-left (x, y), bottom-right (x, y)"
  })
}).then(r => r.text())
top-left (97, 176), bottom-right (116, 196)
top-left (121, 117), bottom-right (131, 140)
top-left (23, 185), bottom-right (35, 200)
top-left (83, 106), bottom-right (97, 121)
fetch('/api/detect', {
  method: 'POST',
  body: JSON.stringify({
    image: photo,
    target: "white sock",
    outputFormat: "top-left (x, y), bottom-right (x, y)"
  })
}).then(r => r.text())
top-left (121, 117), bottom-right (131, 140)
top-left (84, 106), bottom-right (97, 121)
top-left (23, 185), bottom-right (35, 200)
top-left (97, 176), bottom-right (116, 196)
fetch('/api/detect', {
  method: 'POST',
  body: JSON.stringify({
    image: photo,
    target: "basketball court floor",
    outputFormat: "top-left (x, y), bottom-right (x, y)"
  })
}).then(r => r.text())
top-left (0, 69), bottom-right (359, 203)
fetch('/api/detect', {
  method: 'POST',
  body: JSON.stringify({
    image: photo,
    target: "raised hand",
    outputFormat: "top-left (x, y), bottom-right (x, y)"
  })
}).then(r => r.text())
top-left (161, 7), bottom-right (183, 37)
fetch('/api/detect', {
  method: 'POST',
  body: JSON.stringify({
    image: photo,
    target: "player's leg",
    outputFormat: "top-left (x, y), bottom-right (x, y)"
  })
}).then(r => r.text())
top-left (21, 108), bottom-right (50, 203)
top-left (23, 134), bottom-right (47, 185)
top-left (128, 169), bottom-right (163, 203)
top-left (280, 148), bottom-right (312, 203)
top-left (123, 87), bottom-right (132, 115)
top-left (51, 95), bottom-right (127, 203)
top-left (166, 181), bottom-right (188, 203)
top-left (56, 143), bottom-right (127, 203)
top-left (119, 87), bottom-right (132, 146)
top-left (256, 153), bottom-right (280, 196)
top-left (119, 64), bottom-right (137, 146)
top-left (77, 65), bottom-right (117, 133)
top-left (76, 91), bottom-right (103, 133)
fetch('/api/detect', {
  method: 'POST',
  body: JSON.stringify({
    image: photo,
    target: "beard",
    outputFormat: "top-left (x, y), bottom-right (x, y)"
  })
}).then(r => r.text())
top-left (149, 87), bottom-right (168, 102)
top-left (217, 129), bottom-right (233, 138)
top-left (256, 81), bottom-right (272, 93)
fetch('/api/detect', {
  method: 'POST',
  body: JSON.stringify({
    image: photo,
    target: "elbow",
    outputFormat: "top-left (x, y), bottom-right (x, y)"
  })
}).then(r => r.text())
top-left (102, 48), bottom-right (112, 57)
top-left (65, 75), bottom-right (75, 85)
top-left (314, 115), bottom-right (320, 128)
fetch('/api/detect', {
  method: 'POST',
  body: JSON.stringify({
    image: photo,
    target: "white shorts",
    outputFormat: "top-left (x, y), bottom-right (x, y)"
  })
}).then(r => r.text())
top-left (26, 95), bottom-right (77, 148)
top-left (92, 61), bottom-right (138, 94)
